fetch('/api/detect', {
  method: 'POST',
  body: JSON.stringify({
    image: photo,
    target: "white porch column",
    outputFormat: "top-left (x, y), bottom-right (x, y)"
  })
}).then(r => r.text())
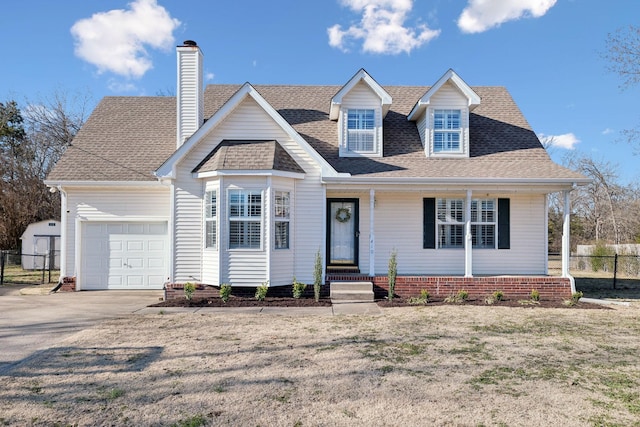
top-left (58, 186), bottom-right (67, 280)
top-left (465, 189), bottom-right (473, 277)
top-left (562, 189), bottom-right (576, 292)
top-left (369, 189), bottom-right (375, 277)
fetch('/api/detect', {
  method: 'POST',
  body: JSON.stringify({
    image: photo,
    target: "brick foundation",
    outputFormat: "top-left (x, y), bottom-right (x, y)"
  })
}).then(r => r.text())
top-left (164, 283), bottom-right (331, 300)
top-left (58, 276), bottom-right (76, 292)
top-left (327, 274), bottom-right (572, 300)
top-left (164, 276), bottom-right (571, 301)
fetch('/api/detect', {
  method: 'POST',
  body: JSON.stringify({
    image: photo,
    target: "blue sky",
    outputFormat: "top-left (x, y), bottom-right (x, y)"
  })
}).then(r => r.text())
top-left (1, 0), bottom-right (638, 183)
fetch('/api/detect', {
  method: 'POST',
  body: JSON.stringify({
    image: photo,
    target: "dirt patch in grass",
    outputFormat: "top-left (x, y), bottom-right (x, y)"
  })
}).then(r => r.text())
top-left (2, 305), bottom-right (639, 426)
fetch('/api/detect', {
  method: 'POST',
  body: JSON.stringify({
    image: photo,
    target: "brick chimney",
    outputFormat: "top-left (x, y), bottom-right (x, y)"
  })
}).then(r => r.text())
top-left (176, 40), bottom-right (203, 147)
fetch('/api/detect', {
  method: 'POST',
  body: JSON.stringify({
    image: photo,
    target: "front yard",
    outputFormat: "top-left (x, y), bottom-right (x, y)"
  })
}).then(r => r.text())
top-left (1, 305), bottom-right (639, 426)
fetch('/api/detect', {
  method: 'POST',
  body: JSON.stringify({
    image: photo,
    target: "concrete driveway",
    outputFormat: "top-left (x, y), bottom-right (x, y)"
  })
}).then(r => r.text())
top-left (0, 286), bottom-right (162, 374)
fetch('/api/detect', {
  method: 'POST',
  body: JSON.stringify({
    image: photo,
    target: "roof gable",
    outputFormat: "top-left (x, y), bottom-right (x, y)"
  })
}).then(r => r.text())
top-left (155, 83), bottom-right (339, 179)
top-left (329, 68), bottom-right (392, 120)
top-left (408, 69), bottom-right (481, 121)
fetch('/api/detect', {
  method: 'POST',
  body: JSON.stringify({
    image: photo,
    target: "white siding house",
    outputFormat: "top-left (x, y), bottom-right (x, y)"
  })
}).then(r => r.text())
top-left (46, 40), bottom-right (588, 293)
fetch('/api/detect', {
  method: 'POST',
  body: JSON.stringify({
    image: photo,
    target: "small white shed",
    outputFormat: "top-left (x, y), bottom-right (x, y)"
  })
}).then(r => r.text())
top-left (20, 220), bottom-right (61, 270)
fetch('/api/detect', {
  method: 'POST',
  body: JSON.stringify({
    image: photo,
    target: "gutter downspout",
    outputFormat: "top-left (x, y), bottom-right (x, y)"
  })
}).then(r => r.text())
top-left (49, 186), bottom-right (67, 293)
top-left (562, 189), bottom-right (576, 293)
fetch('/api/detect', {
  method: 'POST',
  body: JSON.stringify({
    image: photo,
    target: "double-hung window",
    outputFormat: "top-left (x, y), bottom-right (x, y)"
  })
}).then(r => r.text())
top-left (435, 198), bottom-right (497, 249)
top-left (433, 109), bottom-right (461, 153)
top-left (274, 191), bottom-right (290, 249)
top-left (437, 198), bottom-right (464, 248)
top-left (471, 199), bottom-right (496, 249)
top-left (228, 190), bottom-right (262, 249)
top-left (347, 109), bottom-right (375, 152)
top-left (204, 190), bottom-right (217, 249)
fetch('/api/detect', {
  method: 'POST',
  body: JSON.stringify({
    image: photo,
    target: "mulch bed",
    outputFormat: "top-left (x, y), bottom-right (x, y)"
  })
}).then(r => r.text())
top-left (377, 297), bottom-right (610, 309)
top-left (152, 296), bottom-right (333, 307)
top-left (152, 296), bottom-right (609, 309)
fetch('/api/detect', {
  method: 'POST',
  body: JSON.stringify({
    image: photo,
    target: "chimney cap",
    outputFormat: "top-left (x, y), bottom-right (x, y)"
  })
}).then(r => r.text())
top-left (183, 40), bottom-right (197, 47)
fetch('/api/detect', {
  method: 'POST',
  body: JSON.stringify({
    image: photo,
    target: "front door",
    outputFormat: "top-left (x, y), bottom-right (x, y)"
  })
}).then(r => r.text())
top-left (327, 199), bottom-right (359, 266)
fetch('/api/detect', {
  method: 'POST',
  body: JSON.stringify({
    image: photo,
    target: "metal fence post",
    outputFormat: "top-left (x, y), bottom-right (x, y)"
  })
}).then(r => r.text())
top-left (0, 250), bottom-right (5, 286)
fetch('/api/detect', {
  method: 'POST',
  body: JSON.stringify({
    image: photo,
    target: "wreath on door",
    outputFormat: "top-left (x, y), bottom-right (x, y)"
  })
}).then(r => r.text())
top-left (335, 207), bottom-right (351, 223)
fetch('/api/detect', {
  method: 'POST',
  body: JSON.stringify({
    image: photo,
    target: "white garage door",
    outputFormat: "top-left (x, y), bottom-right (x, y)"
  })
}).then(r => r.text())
top-left (81, 222), bottom-right (168, 290)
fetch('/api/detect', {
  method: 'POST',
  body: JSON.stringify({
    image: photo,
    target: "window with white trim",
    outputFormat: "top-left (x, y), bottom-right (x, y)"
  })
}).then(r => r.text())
top-left (437, 198), bottom-right (464, 248)
top-left (274, 191), bottom-right (290, 249)
top-left (228, 190), bottom-right (262, 249)
top-left (436, 198), bottom-right (497, 249)
top-left (204, 190), bottom-right (216, 249)
top-left (347, 109), bottom-right (375, 152)
top-left (471, 199), bottom-right (496, 249)
top-left (433, 109), bottom-right (461, 153)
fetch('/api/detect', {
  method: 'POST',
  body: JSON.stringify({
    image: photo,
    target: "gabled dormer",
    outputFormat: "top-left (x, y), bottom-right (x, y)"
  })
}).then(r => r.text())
top-left (330, 69), bottom-right (392, 158)
top-left (408, 69), bottom-right (480, 158)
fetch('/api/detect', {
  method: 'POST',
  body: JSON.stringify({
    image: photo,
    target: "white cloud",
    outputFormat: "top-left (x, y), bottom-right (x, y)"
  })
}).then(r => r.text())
top-left (107, 80), bottom-right (138, 93)
top-left (538, 133), bottom-right (580, 150)
top-left (458, 0), bottom-right (557, 34)
top-left (205, 72), bottom-right (215, 81)
top-left (71, 0), bottom-right (180, 79)
top-left (601, 128), bottom-right (614, 135)
top-left (328, 0), bottom-right (440, 54)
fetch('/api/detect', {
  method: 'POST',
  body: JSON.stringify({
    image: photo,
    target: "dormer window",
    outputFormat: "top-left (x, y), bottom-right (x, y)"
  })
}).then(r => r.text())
top-left (408, 69), bottom-right (480, 159)
top-left (433, 109), bottom-right (462, 153)
top-left (330, 69), bottom-right (392, 158)
top-left (347, 109), bottom-right (375, 152)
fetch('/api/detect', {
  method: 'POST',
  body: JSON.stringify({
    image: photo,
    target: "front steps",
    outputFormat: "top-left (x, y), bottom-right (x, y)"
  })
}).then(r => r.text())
top-left (330, 281), bottom-right (374, 303)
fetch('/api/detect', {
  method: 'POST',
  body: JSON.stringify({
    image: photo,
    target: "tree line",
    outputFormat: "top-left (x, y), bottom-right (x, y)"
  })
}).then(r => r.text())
top-left (0, 93), bottom-right (89, 250)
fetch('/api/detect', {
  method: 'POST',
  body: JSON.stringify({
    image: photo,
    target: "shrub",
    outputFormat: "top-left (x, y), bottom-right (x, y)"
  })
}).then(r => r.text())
top-left (255, 281), bottom-right (268, 301)
top-left (219, 284), bottom-right (232, 303)
top-left (444, 289), bottom-right (469, 304)
top-left (530, 289), bottom-right (540, 301)
top-left (313, 249), bottom-right (323, 302)
top-left (183, 282), bottom-right (196, 301)
top-left (292, 277), bottom-right (306, 299)
top-left (591, 242), bottom-right (615, 272)
top-left (492, 290), bottom-right (504, 301)
top-left (388, 249), bottom-right (397, 301)
top-left (564, 291), bottom-right (584, 307)
top-left (409, 289), bottom-right (429, 305)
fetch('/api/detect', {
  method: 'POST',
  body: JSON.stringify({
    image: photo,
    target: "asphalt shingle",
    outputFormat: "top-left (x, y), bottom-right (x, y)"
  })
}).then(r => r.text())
top-left (47, 84), bottom-right (584, 182)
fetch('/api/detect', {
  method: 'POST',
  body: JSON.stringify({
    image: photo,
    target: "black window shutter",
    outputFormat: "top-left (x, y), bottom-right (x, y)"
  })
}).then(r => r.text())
top-left (498, 198), bottom-right (510, 249)
top-left (423, 198), bottom-right (436, 249)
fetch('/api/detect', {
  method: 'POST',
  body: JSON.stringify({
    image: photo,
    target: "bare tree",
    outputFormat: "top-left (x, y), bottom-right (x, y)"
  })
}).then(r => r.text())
top-left (603, 25), bottom-right (640, 151)
top-left (0, 91), bottom-right (91, 249)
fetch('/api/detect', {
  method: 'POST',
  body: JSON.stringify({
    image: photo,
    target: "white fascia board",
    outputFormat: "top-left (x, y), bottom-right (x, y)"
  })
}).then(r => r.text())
top-left (245, 85), bottom-right (340, 178)
top-left (155, 83), bottom-right (258, 179)
top-left (329, 68), bottom-right (392, 120)
top-left (407, 69), bottom-right (481, 121)
top-left (155, 83), bottom-right (340, 179)
top-left (193, 169), bottom-right (305, 180)
top-left (322, 176), bottom-right (590, 190)
top-left (43, 180), bottom-right (165, 188)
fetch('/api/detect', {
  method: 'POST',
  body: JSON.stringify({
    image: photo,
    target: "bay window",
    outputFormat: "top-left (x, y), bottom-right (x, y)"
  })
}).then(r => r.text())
top-left (229, 190), bottom-right (262, 249)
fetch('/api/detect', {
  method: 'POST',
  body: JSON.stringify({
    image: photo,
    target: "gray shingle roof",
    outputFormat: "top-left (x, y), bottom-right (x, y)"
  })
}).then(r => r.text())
top-left (47, 83), bottom-right (585, 182)
top-left (193, 140), bottom-right (305, 174)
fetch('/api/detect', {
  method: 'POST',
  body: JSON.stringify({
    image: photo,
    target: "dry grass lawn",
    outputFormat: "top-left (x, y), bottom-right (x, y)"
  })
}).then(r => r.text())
top-left (1, 305), bottom-right (640, 427)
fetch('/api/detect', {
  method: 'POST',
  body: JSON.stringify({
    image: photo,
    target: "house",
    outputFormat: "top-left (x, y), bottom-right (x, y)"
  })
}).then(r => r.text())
top-left (20, 219), bottom-right (61, 270)
top-left (45, 40), bottom-right (588, 298)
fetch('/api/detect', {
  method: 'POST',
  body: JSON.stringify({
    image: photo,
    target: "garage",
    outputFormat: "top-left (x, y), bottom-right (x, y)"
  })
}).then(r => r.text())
top-left (80, 222), bottom-right (168, 290)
